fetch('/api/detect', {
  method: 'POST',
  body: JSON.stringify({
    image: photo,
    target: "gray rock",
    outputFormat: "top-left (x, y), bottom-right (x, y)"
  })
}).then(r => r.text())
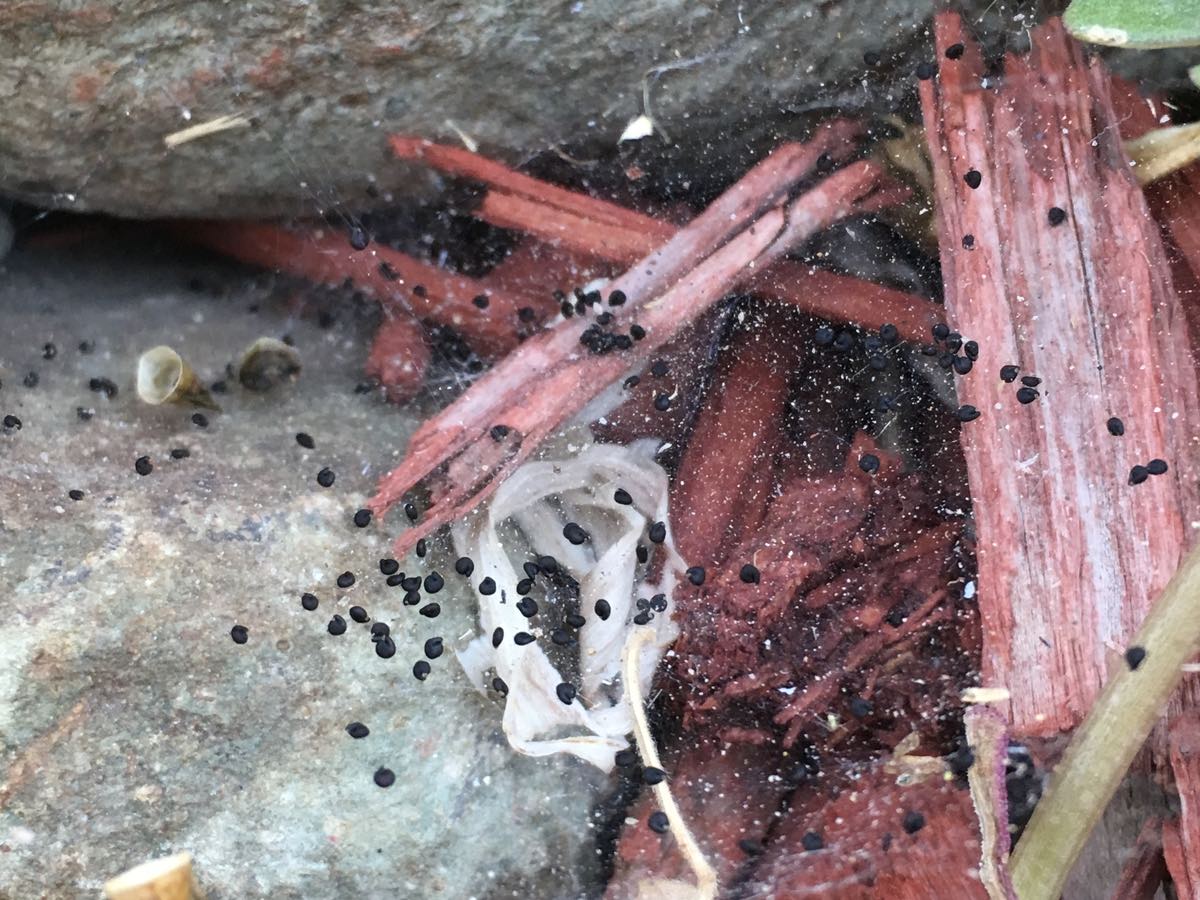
top-left (0, 0), bottom-right (945, 218)
top-left (0, 244), bottom-right (603, 898)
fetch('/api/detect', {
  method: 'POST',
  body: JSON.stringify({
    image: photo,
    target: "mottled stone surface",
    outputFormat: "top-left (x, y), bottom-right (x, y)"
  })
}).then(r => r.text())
top-left (0, 242), bottom-right (604, 898)
top-left (0, 0), bottom-right (945, 217)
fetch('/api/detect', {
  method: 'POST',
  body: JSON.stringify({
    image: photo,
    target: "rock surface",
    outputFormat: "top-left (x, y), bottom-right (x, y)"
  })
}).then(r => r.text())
top-left (0, 0), bottom-right (946, 217)
top-left (0, 240), bottom-right (604, 898)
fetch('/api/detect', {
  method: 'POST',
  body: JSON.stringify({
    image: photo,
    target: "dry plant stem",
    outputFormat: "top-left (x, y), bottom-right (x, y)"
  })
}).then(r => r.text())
top-left (104, 851), bottom-right (202, 900)
top-left (1009, 542), bottom-right (1200, 900)
top-left (372, 161), bottom-right (887, 556)
top-left (395, 131), bottom-right (936, 340)
top-left (1126, 121), bottom-right (1200, 185)
top-left (179, 222), bottom-right (529, 355)
top-left (621, 627), bottom-right (717, 900)
top-left (964, 707), bottom-right (1017, 900)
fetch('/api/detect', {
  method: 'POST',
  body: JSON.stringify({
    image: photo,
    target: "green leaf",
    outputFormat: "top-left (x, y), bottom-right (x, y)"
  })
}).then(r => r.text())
top-left (1065, 0), bottom-right (1200, 48)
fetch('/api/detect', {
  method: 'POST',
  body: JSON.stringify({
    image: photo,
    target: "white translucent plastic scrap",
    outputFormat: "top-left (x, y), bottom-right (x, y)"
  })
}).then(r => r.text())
top-left (452, 437), bottom-right (683, 772)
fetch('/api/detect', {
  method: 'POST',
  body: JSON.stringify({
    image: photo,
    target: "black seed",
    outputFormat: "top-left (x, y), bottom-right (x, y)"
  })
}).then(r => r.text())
top-left (454, 557), bottom-right (475, 577)
top-left (337, 571), bottom-right (356, 589)
top-left (403, 590), bottom-right (421, 606)
top-left (348, 225), bottom-right (369, 250)
top-left (962, 233), bottom-right (975, 249)
top-left (490, 424), bottom-right (510, 441)
top-left (211, 380), bottom-right (227, 394)
top-left (346, 722), bottom-right (369, 739)
top-left (472, 294), bottom-right (490, 310)
top-left (563, 522), bottom-right (589, 545)
top-left (813, 326), bottom-right (835, 346)
top-left (380, 558), bottom-right (400, 576)
top-left (301, 592), bottom-right (319, 611)
top-left (479, 577), bottom-right (496, 595)
top-left (135, 456), bottom-right (153, 476)
top-left (518, 306), bottom-right (536, 323)
top-left (296, 432), bottom-right (315, 449)
top-left (419, 603), bottom-right (441, 618)
top-left (650, 594), bottom-right (668, 612)
top-left (537, 555), bottom-right (558, 574)
top-left (902, 811), bottom-right (926, 834)
top-left (740, 564), bottom-right (760, 584)
top-left (614, 488), bottom-right (633, 506)
top-left (596, 312), bottom-right (613, 326)
top-left (885, 606), bottom-right (906, 627)
top-left (514, 631), bottom-right (535, 646)
top-left (517, 597), bottom-right (538, 618)
top-left (1106, 417), bottom-right (1125, 436)
top-left (859, 453), bottom-right (880, 474)
top-left (648, 521), bottom-right (667, 544)
top-left (945, 333), bottom-right (963, 352)
top-left (849, 696), bottom-right (873, 718)
top-left (374, 636), bottom-right (396, 658)
top-left (963, 169), bottom-right (982, 189)
top-left (624, 375), bottom-right (641, 390)
top-left (42, 342), bottom-right (57, 360)
top-left (650, 360), bottom-right (669, 378)
top-left (1021, 375), bottom-right (1042, 388)
top-left (609, 289), bottom-right (627, 306)
top-left (386, 573), bottom-right (405, 587)
top-left (412, 661), bottom-right (431, 681)
top-left (653, 393), bottom-right (671, 411)
top-left (416, 538), bottom-right (427, 558)
top-left (230, 624), bottom-right (249, 644)
top-left (68, 489), bottom-right (85, 501)
top-left (167, 447), bottom-right (189, 460)
top-left (615, 749), bottom-right (637, 767)
top-left (801, 831), bottom-right (824, 852)
top-left (404, 502), bottom-right (418, 522)
top-left (956, 405), bottom-right (981, 422)
top-left (402, 576), bottom-right (422, 592)
top-left (948, 744), bottom-right (976, 777)
top-left (833, 331), bottom-right (855, 352)
top-left (191, 412), bottom-right (208, 427)
top-left (3, 414), bottom-right (22, 430)
top-left (864, 50), bottom-right (881, 66)
top-left (963, 340), bottom-right (980, 360)
top-left (642, 766), bottom-right (666, 785)
top-left (915, 60), bottom-right (937, 80)
top-left (551, 628), bottom-right (575, 647)
top-left (515, 578), bottom-right (533, 595)
top-left (632, 611), bottom-right (651, 626)
top-left (630, 324), bottom-right (646, 341)
top-left (556, 682), bottom-right (577, 704)
top-left (424, 637), bottom-right (444, 659)
top-left (492, 676), bottom-right (509, 696)
top-left (879, 323), bottom-right (899, 344)
top-left (79, 340), bottom-right (95, 354)
top-left (1148, 459), bottom-right (1169, 476)
top-left (317, 467), bottom-right (335, 487)
top-left (739, 838), bottom-right (764, 856)
top-left (594, 599), bottom-right (612, 620)
top-left (492, 627), bottom-right (504, 647)
top-left (932, 323), bottom-right (950, 341)
top-left (374, 767), bottom-right (395, 788)
top-left (423, 572), bottom-right (444, 594)
top-left (354, 508), bottom-right (372, 528)
top-left (1000, 365), bottom-right (1020, 383)
top-left (1129, 465), bottom-right (1150, 485)
top-left (327, 614), bottom-right (347, 635)
top-left (1048, 206), bottom-right (1067, 226)
top-left (349, 605), bottom-right (369, 624)
top-left (648, 811), bottom-right (669, 834)
top-left (89, 376), bottom-right (118, 398)
top-left (953, 355), bottom-right (973, 375)
top-left (636, 597), bottom-right (650, 612)
top-left (1016, 386), bottom-right (1039, 404)
top-left (945, 42), bottom-right (965, 59)
top-left (566, 613), bottom-right (586, 628)
top-left (1125, 646), bottom-right (1147, 670)
top-left (22, 371), bottom-right (38, 388)
top-left (521, 561), bottom-right (540, 579)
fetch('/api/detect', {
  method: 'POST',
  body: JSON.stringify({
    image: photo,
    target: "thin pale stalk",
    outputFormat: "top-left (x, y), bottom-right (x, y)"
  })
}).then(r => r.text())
top-left (1009, 542), bottom-right (1200, 899)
